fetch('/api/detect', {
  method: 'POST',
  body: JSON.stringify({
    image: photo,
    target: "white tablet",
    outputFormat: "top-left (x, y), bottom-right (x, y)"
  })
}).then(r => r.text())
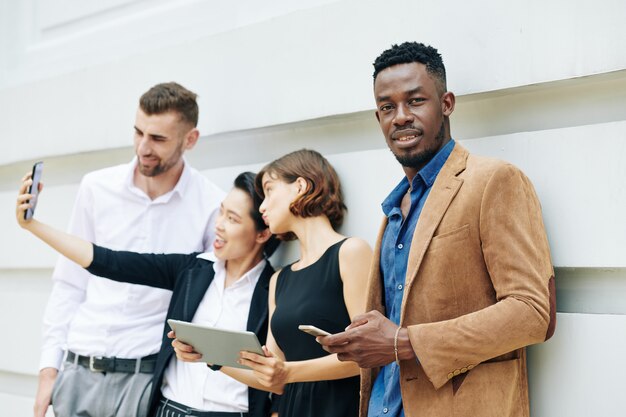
top-left (167, 319), bottom-right (264, 369)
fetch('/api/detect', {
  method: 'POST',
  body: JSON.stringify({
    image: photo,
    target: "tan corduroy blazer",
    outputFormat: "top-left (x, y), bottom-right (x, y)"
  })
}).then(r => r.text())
top-left (360, 144), bottom-right (556, 417)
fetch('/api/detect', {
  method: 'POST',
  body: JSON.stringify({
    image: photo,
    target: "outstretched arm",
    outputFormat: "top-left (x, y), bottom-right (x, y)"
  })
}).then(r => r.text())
top-left (16, 173), bottom-right (93, 268)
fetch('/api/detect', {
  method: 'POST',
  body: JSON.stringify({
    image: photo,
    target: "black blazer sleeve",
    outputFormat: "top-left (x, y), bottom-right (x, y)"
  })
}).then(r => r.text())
top-left (86, 244), bottom-right (199, 290)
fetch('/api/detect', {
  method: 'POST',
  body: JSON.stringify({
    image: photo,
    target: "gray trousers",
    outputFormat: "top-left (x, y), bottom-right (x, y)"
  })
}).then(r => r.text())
top-left (51, 361), bottom-right (152, 417)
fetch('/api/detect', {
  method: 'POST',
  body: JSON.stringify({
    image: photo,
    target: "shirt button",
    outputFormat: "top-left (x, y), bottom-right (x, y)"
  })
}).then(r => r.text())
top-left (397, 243), bottom-right (403, 249)
top-left (397, 284), bottom-right (403, 290)
top-left (383, 408), bottom-right (389, 414)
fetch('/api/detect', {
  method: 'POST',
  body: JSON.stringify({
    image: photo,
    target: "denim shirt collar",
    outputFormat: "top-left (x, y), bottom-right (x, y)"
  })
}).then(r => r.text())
top-left (381, 139), bottom-right (456, 216)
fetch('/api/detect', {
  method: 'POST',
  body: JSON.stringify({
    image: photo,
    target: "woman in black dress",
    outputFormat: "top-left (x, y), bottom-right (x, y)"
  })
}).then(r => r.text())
top-left (174, 150), bottom-right (373, 417)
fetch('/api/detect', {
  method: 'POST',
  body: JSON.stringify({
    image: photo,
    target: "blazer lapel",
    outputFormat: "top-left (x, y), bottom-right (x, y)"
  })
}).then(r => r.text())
top-left (247, 263), bottom-right (273, 335)
top-left (367, 217), bottom-right (389, 314)
top-left (184, 263), bottom-right (214, 321)
top-left (400, 144), bottom-right (468, 318)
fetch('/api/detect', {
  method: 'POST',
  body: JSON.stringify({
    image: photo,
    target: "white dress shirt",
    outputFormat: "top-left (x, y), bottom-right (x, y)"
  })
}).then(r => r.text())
top-left (39, 159), bottom-right (225, 370)
top-left (161, 254), bottom-right (265, 412)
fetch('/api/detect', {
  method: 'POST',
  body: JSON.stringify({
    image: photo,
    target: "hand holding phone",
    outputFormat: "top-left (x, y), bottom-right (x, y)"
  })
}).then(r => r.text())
top-left (298, 325), bottom-right (332, 337)
top-left (25, 162), bottom-right (44, 220)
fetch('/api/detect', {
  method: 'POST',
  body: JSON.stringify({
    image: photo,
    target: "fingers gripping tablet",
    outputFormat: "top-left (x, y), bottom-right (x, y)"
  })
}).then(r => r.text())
top-left (168, 319), bottom-right (264, 369)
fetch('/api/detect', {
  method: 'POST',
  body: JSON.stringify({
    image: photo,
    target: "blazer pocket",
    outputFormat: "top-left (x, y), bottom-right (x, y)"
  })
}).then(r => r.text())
top-left (428, 224), bottom-right (470, 252)
top-left (452, 358), bottom-right (524, 417)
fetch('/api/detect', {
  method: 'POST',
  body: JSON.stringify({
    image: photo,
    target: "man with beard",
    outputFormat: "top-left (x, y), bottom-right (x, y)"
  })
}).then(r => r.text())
top-left (34, 82), bottom-right (224, 417)
top-left (319, 42), bottom-right (556, 417)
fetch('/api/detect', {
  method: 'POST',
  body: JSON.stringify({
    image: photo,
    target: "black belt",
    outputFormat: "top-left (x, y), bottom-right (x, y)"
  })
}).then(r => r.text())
top-left (66, 351), bottom-right (157, 374)
top-left (158, 398), bottom-right (248, 417)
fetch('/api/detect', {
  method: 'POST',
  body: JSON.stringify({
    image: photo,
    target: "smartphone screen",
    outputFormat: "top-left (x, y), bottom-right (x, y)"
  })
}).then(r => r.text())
top-left (25, 161), bottom-right (43, 220)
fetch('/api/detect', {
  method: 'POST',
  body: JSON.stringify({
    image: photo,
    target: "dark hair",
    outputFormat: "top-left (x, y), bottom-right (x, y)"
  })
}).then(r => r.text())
top-left (373, 42), bottom-right (447, 93)
top-left (255, 149), bottom-right (346, 241)
top-left (139, 82), bottom-right (199, 127)
top-left (234, 172), bottom-right (280, 258)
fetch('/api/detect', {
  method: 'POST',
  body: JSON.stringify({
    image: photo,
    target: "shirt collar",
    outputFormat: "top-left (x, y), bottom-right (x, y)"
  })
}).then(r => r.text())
top-left (381, 139), bottom-right (456, 215)
top-left (196, 252), bottom-right (218, 262)
top-left (196, 252), bottom-right (267, 287)
top-left (172, 159), bottom-right (192, 197)
top-left (418, 139), bottom-right (455, 188)
top-left (124, 157), bottom-right (191, 201)
top-left (381, 177), bottom-right (410, 216)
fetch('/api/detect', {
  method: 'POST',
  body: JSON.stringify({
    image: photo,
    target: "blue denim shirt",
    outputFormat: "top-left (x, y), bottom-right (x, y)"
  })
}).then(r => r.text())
top-left (368, 139), bottom-right (455, 417)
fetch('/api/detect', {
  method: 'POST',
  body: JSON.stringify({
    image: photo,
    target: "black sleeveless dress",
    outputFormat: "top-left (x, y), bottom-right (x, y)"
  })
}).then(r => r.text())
top-left (271, 239), bottom-right (360, 417)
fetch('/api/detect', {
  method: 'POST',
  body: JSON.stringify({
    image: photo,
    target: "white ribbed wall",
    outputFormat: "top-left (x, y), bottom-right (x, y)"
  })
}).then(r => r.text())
top-left (1, 1), bottom-right (624, 415)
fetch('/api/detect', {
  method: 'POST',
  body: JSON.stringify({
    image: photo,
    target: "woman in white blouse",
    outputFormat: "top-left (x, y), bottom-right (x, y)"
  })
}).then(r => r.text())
top-left (16, 171), bottom-right (280, 417)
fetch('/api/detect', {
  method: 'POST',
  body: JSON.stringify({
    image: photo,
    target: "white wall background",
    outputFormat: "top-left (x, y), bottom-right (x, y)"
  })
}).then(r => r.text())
top-left (1, 0), bottom-right (624, 415)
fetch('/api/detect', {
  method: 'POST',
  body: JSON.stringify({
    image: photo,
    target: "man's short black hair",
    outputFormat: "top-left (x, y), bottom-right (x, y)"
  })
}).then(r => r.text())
top-left (373, 42), bottom-right (447, 92)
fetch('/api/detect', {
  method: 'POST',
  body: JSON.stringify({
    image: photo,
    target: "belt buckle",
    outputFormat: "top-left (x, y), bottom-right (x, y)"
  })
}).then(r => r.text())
top-left (89, 356), bottom-right (105, 372)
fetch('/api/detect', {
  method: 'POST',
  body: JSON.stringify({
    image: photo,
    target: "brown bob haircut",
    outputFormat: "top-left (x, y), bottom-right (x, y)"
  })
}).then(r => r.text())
top-left (255, 149), bottom-right (347, 241)
top-left (139, 82), bottom-right (199, 127)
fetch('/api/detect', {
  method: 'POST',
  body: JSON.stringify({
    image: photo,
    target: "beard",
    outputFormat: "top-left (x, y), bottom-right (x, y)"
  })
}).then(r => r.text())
top-left (137, 143), bottom-right (184, 177)
top-left (138, 162), bottom-right (167, 177)
top-left (392, 122), bottom-right (446, 169)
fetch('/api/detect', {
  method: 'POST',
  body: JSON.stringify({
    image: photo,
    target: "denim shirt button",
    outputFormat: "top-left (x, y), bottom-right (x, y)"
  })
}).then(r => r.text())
top-left (383, 408), bottom-right (389, 414)
top-left (397, 243), bottom-right (403, 249)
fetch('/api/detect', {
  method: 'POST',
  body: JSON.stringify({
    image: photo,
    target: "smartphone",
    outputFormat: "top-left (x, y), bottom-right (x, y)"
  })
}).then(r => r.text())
top-left (24, 161), bottom-right (43, 220)
top-left (298, 325), bottom-right (332, 337)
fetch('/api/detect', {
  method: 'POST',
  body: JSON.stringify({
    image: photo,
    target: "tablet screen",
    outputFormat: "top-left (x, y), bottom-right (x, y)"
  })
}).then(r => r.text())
top-left (168, 319), bottom-right (264, 369)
